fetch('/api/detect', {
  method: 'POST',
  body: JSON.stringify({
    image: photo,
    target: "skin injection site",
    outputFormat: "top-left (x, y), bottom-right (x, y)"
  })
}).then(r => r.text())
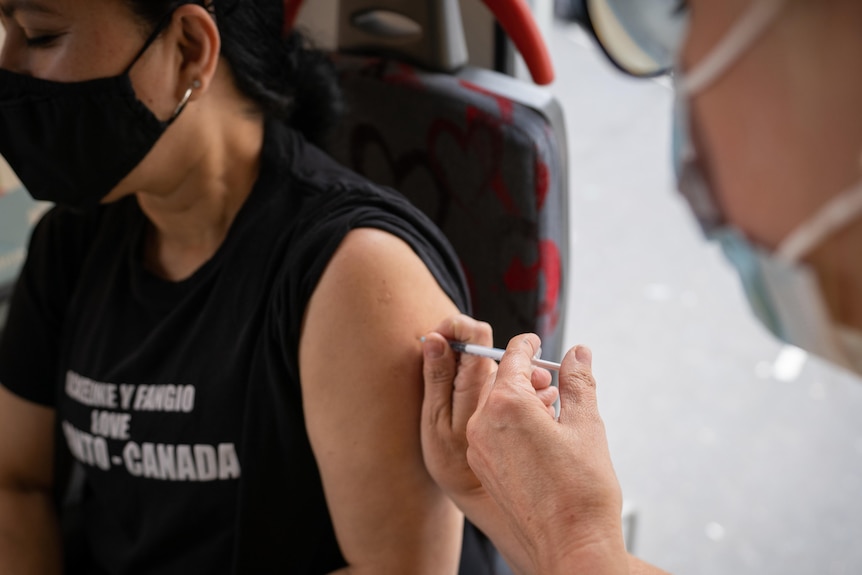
top-left (1, 0), bottom-right (861, 574)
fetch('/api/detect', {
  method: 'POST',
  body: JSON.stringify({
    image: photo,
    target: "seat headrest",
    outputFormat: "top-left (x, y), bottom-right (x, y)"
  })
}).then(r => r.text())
top-left (285, 0), bottom-right (555, 85)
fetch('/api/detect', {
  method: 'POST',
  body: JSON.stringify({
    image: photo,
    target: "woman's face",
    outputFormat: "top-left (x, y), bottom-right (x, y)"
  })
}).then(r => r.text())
top-left (0, 0), bottom-right (153, 81)
top-left (0, 0), bottom-right (184, 128)
top-left (0, 0), bottom-right (224, 202)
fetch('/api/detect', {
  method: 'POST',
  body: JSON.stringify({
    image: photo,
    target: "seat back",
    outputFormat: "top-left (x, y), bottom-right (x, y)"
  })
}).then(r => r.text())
top-left (324, 0), bottom-right (569, 358)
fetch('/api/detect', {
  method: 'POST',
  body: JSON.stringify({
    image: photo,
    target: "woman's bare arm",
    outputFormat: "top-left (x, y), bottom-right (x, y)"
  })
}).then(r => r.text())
top-left (0, 384), bottom-right (61, 574)
top-left (299, 228), bottom-right (465, 575)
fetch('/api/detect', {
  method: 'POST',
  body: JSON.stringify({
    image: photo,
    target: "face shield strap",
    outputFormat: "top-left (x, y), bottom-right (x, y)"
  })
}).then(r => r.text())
top-left (677, 0), bottom-right (787, 96)
top-left (777, 179), bottom-right (862, 264)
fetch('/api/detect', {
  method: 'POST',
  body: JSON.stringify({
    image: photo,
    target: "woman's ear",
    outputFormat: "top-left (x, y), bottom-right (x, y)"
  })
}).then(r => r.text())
top-left (171, 3), bottom-right (221, 100)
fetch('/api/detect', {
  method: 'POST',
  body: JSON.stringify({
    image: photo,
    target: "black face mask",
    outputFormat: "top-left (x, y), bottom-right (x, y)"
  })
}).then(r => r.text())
top-left (0, 4), bottom-right (197, 210)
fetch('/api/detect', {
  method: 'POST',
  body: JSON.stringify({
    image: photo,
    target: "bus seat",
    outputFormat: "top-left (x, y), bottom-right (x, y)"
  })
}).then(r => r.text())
top-left (323, 0), bottom-right (570, 361)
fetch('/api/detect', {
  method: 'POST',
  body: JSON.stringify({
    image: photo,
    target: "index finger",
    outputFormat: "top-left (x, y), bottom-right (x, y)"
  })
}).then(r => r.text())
top-left (433, 314), bottom-right (494, 348)
top-left (495, 333), bottom-right (543, 394)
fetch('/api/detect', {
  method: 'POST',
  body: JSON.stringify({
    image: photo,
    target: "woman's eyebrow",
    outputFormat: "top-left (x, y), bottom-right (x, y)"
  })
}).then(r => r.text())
top-left (0, 0), bottom-right (58, 18)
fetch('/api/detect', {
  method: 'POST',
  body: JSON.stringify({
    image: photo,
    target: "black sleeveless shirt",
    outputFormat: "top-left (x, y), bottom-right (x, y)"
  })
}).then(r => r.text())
top-left (0, 122), bottom-right (498, 574)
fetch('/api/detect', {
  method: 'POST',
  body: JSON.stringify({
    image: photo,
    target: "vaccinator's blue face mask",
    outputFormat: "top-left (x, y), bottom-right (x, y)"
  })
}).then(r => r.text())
top-left (582, 0), bottom-right (862, 375)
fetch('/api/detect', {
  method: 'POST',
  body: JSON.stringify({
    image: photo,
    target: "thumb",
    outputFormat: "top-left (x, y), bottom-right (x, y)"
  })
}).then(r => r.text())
top-left (421, 332), bottom-right (457, 427)
top-left (558, 345), bottom-right (600, 426)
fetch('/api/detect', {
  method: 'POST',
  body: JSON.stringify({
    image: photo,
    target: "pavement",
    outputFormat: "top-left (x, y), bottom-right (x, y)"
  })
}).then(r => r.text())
top-left (550, 21), bottom-right (862, 575)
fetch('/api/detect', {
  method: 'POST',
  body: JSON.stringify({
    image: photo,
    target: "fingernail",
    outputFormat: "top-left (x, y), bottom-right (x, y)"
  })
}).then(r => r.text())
top-left (575, 345), bottom-right (592, 366)
top-left (424, 338), bottom-right (445, 359)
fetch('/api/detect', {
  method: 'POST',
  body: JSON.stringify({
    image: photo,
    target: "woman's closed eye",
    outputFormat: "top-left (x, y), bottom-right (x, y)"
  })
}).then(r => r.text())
top-left (24, 31), bottom-right (63, 48)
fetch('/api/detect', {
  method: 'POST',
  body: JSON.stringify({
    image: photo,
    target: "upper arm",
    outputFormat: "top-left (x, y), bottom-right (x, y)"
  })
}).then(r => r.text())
top-left (0, 389), bottom-right (62, 574)
top-left (299, 228), bottom-right (463, 574)
top-left (0, 384), bottom-right (55, 492)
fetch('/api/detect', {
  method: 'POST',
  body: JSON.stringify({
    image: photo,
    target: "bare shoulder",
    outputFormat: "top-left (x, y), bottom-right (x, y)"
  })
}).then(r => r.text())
top-left (304, 227), bottom-right (460, 344)
top-left (321, 227), bottom-right (444, 289)
top-left (299, 225), bottom-right (461, 403)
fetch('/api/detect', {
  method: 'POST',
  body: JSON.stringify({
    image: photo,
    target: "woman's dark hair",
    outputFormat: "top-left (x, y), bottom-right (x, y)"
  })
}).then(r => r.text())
top-left (127, 0), bottom-right (343, 146)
